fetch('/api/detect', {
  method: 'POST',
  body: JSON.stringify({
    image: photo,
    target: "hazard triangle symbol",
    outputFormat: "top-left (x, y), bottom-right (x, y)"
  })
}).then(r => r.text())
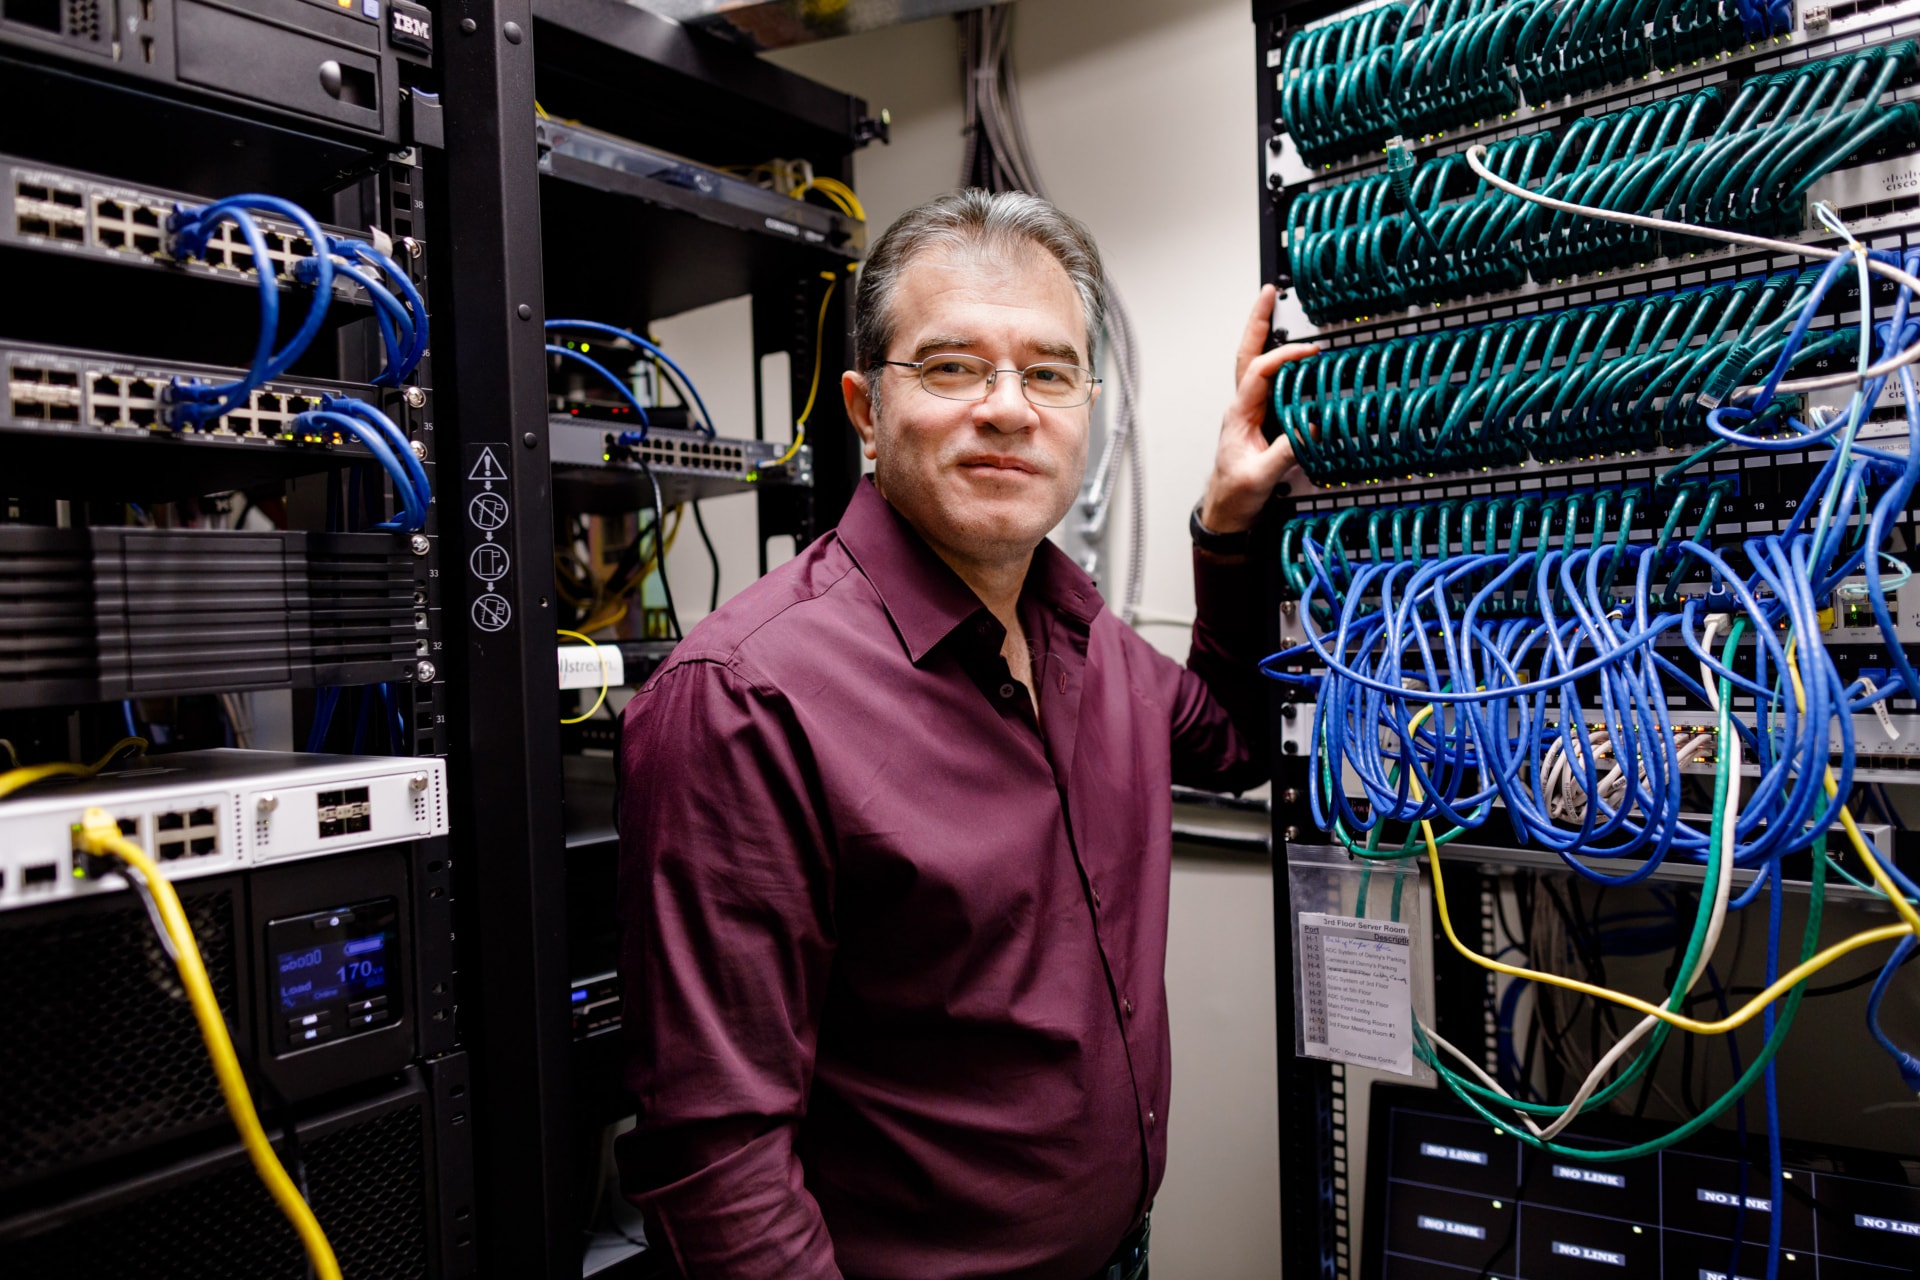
top-left (468, 447), bottom-right (508, 481)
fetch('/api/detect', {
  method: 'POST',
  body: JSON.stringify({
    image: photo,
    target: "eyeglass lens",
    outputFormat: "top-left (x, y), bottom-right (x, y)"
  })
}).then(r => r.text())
top-left (918, 354), bottom-right (1092, 407)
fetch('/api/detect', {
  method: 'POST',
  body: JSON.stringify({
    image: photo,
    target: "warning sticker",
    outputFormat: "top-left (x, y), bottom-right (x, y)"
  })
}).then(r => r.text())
top-left (463, 443), bottom-right (514, 636)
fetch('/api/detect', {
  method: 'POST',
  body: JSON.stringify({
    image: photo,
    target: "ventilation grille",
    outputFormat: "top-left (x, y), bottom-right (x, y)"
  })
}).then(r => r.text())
top-left (0, 886), bottom-right (239, 1187)
top-left (305, 535), bottom-right (416, 667)
top-left (0, 527), bottom-right (95, 686)
top-left (64, 0), bottom-right (99, 40)
top-left (0, 1101), bottom-right (430, 1279)
top-left (0, 528), bottom-right (417, 708)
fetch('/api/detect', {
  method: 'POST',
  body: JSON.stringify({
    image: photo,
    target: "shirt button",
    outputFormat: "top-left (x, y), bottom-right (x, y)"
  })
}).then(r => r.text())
top-left (1122, 997), bottom-right (1134, 1016)
top-left (1091, 888), bottom-right (1101, 909)
top-left (999, 682), bottom-right (1017, 699)
top-left (1147, 1110), bottom-right (1156, 1130)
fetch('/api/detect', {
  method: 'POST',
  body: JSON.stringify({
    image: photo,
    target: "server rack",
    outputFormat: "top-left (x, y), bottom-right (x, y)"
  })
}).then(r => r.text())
top-left (1, 1), bottom-right (468, 1275)
top-left (436, 4), bottom-right (877, 1275)
top-left (1254, 0), bottom-right (1920, 1275)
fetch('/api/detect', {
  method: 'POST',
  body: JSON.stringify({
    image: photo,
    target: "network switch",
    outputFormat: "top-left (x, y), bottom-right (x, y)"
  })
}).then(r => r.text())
top-left (2, 155), bottom-right (370, 301)
top-left (548, 416), bottom-right (814, 508)
top-left (0, 749), bottom-right (448, 912)
top-left (2, 338), bottom-right (403, 443)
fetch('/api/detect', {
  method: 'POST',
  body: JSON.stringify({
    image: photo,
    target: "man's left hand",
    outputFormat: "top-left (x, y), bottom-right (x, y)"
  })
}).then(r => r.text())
top-left (1199, 284), bottom-right (1318, 534)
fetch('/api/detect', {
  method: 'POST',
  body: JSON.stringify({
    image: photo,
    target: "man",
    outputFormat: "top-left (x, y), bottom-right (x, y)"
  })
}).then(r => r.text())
top-left (617, 189), bottom-right (1315, 1279)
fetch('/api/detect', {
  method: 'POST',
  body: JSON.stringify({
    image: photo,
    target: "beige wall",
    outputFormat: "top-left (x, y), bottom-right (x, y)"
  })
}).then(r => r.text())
top-left (651, 4), bottom-right (1285, 1274)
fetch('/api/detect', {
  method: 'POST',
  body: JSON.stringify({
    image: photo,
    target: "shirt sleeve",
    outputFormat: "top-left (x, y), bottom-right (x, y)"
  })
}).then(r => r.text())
top-left (616, 656), bottom-right (844, 1280)
top-left (1168, 545), bottom-right (1271, 794)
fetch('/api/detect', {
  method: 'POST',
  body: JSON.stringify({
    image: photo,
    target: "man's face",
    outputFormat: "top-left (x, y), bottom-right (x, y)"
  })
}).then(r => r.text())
top-left (845, 241), bottom-right (1096, 570)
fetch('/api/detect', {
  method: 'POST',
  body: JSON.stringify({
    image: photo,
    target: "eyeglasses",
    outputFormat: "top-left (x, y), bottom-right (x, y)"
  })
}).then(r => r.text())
top-left (877, 353), bottom-right (1101, 408)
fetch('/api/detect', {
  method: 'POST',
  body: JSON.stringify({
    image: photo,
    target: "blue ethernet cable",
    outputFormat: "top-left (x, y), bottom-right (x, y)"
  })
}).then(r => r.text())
top-left (545, 319), bottom-right (718, 437)
top-left (163, 195), bottom-right (335, 428)
top-left (290, 408), bottom-right (426, 532)
top-left (295, 238), bottom-right (430, 385)
top-left (545, 343), bottom-right (652, 441)
top-left (320, 396), bottom-right (432, 522)
top-left (1867, 935), bottom-right (1920, 1091)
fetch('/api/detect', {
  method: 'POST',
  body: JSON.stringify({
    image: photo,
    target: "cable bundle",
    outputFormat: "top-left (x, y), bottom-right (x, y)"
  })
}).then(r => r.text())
top-left (161, 195), bottom-right (428, 429)
top-left (1287, 45), bottom-right (1919, 324)
top-left (1277, 0), bottom-right (1759, 170)
top-left (1275, 266), bottom-right (1847, 483)
top-left (291, 396), bottom-right (431, 532)
top-left (1266, 224), bottom-right (1920, 1262)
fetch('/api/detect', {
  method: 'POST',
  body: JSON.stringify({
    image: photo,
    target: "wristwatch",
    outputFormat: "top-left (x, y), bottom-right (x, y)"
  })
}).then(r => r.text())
top-left (1189, 503), bottom-right (1254, 556)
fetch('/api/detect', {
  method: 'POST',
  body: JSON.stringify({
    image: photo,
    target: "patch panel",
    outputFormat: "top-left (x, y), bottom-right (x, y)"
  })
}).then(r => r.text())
top-left (2, 156), bottom-right (368, 302)
top-left (1268, 2), bottom-right (1920, 185)
top-left (2, 338), bottom-right (394, 446)
top-left (0, 750), bottom-right (448, 913)
top-left (1271, 9), bottom-right (1920, 337)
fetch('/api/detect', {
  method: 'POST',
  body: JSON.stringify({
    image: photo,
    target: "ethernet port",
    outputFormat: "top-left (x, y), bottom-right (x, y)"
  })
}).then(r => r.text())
top-left (18, 215), bottom-right (52, 237)
top-left (157, 812), bottom-right (185, 831)
top-left (92, 375), bottom-right (120, 397)
top-left (95, 197), bottom-right (125, 219)
top-left (53, 223), bottom-right (82, 243)
top-left (259, 393), bottom-right (286, 415)
top-left (131, 232), bottom-right (161, 254)
top-left (92, 403), bottom-right (122, 426)
top-left (45, 370), bottom-right (77, 387)
top-left (51, 189), bottom-right (82, 209)
top-left (23, 863), bottom-right (57, 888)
top-left (16, 182), bottom-right (49, 202)
top-left (158, 842), bottom-right (186, 861)
top-left (130, 205), bottom-right (160, 228)
top-left (97, 226), bottom-right (126, 249)
top-left (188, 807), bottom-right (215, 826)
top-left (48, 403), bottom-right (78, 422)
top-left (202, 246), bottom-right (227, 267)
top-left (188, 836), bottom-right (217, 857)
top-left (127, 405), bottom-right (157, 427)
top-left (11, 399), bottom-right (46, 419)
top-left (116, 817), bottom-right (138, 837)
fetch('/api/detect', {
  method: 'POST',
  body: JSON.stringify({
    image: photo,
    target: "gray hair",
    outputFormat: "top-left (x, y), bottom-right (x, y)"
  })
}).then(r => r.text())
top-left (852, 189), bottom-right (1108, 378)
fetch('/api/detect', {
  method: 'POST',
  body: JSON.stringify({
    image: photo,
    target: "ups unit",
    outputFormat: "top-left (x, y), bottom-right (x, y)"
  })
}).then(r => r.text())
top-left (0, 525), bottom-right (425, 709)
top-left (0, 1059), bottom-right (477, 1279)
top-left (0, 753), bottom-right (456, 1191)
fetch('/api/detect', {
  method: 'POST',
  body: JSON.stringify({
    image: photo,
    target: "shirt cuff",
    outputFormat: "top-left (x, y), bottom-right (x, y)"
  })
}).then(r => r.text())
top-left (635, 1126), bottom-right (843, 1280)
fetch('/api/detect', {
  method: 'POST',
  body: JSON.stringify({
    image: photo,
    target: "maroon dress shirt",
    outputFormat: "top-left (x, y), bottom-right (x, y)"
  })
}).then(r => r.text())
top-left (617, 479), bottom-right (1268, 1280)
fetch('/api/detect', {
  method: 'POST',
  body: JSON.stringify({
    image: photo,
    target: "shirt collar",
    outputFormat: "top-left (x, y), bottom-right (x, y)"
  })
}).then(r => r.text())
top-left (835, 478), bottom-right (1102, 665)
